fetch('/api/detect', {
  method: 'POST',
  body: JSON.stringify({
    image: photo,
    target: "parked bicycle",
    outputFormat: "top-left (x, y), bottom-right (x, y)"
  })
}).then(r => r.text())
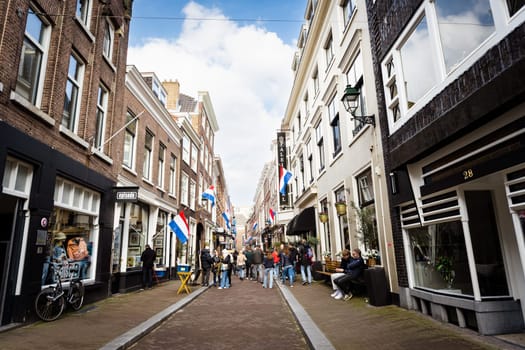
top-left (35, 261), bottom-right (84, 321)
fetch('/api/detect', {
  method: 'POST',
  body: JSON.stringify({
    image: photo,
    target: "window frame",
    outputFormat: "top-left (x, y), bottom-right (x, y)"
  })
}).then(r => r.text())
top-left (123, 111), bottom-right (137, 169)
top-left (94, 84), bottom-right (108, 150)
top-left (143, 130), bottom-right (154, 181)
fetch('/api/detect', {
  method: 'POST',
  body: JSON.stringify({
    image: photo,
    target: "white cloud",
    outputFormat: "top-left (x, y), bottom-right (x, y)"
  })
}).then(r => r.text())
top-left (127, 2), bottom-right (295, 206)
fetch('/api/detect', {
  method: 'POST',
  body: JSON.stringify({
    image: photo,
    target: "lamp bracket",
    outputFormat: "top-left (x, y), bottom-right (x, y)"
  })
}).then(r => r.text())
top-left (351, 114), bottom-right (376, 127)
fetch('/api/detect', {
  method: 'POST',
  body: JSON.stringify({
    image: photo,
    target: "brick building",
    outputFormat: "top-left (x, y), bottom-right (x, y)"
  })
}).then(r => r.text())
top-left (0, 0), bottom-right (131, 325)
top-left (367, 0), bottom-right (525, 335)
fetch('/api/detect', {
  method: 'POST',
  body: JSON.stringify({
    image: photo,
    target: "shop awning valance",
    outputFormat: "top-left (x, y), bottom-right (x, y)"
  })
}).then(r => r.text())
top-left (286, 206), bottom-right (316, 236)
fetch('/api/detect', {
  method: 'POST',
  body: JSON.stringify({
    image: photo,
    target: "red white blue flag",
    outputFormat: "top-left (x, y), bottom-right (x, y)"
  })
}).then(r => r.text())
top-left (269, 208), bottom-right (275, 223)
top-left (169, 211), bottom-right (189, 244)
top-left (201, 185), bottom-right (216, 207)
top-left (279, 165), bottom-right (293, 195)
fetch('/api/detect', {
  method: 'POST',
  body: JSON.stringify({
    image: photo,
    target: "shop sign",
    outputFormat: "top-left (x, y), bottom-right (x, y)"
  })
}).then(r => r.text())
top-left (114, 186), bottom-right (139, 202)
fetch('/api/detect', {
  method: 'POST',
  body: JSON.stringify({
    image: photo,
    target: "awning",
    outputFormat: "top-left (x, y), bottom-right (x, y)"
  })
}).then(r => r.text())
top-left (286, 207), bottom-right (316, 236)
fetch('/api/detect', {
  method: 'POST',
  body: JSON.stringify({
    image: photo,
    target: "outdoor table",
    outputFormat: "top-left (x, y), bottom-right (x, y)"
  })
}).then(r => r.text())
top-left (177, 271), bottom-right (192, 294)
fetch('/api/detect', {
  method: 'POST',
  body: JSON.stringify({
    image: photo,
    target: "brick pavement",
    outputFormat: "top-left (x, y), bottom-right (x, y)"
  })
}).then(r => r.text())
top-left (1, 277), bottom-right (525, 350)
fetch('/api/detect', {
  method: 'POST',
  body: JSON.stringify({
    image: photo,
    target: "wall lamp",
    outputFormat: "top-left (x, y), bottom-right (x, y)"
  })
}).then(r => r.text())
top-left (341, 85), bottom-right (375, 127)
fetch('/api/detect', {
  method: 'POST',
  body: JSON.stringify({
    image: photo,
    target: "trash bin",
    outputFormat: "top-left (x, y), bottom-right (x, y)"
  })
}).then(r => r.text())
top-left (364, 267), bottom-right (390, 306)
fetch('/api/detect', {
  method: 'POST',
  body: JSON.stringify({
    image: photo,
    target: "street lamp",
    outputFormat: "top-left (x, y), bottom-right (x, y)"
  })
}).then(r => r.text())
top-left (341, 85), bottom-right (375, 127)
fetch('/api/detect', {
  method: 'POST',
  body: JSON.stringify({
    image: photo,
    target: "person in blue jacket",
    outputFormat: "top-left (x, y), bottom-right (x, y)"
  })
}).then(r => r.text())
top-left (333, 248), bottom-right (365, 301)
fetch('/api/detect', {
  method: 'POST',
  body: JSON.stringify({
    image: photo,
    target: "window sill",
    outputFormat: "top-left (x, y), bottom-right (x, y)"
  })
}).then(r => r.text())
top-left (90, 147), bottom-right (113, 165)
top-left (59, 125), bottom-right (90, 149)
top-left (10, 91), bottom-right (55, 127)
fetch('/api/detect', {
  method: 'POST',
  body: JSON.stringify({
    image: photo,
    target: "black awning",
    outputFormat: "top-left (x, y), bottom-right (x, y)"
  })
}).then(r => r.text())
top-left (286, 207), bottom-right (316, 235)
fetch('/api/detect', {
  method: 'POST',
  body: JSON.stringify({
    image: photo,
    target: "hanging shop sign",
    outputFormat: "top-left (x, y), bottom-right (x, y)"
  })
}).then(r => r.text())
top-left (114, 186), bottom-right (139, 202)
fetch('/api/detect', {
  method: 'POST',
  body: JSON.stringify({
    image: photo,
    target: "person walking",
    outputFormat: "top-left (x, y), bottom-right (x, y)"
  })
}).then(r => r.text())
top-left (299, 239), bottom-right (314, 285)
top-left (237, 249), bottom-right (247, 280)
top-left (252, 246), bottom-right (263, 283)
top-left (333, 248), bottom-right (366, 301)
top-left (140, 244), bottom-right (156, 289)
top-left (211, 249), bottom-right (220, 287)
top-left (245, 246), bottom-right (254, 280)
top-left (262, 250), bottom-right (275, 288)
top-left (200, 245), bottom-right (213, 287)
top-left (219, 249), bottom-right (231, 289)
top-left (272, 246), bottom-right (281, 281)
top-left (280, 245), bottom-right (295, 287)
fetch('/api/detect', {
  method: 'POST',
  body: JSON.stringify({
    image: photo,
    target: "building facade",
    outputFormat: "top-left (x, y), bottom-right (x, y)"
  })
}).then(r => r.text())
top-left (280, 0), bottom-right (396, 291)
top-left (0, 0), bottom-right (131, 325)
top-left (367, 0), bottom-right (525, 334)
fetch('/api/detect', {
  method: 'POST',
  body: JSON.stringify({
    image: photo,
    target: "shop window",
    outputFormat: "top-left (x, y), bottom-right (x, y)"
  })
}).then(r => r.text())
top-left (408, 221), bottom-right (473, 295)
top-left (126, 202), bottom-right (149, 269)
top-left (43, 207), bottom-right (97, 285)
top-left (154, 211), bottom-right (167, 266)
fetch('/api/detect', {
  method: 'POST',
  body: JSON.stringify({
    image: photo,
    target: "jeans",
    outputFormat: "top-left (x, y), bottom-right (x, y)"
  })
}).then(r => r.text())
top-left (263, 267), bottom-right (274, 288)
top-left (282, 265), bottom-right (295, 286)
top-left (238, 265), bottom-right (246, 279)
top-left (251, 264), bottom-right (263, 282)
top-left (220, 269), bottom-right (230, 288)
top-left (201, 267), bottom-right (211, 286)
top-left (300, 264), bottom-right (312, 284)
top-left (330, 272), bottom-right (345, 290)
top-left (274, 262), bottom-right (281, 280)
top-left (142, 267), bottom-right (153, 288)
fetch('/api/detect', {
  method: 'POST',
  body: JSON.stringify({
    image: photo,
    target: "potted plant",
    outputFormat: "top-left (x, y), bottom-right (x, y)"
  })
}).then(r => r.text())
top-left (435, 255), bottom-right (455, 288)
top-left (352, 203), bottom-right (379, 251)
top-left (335, 201), bottom-right (347, 216)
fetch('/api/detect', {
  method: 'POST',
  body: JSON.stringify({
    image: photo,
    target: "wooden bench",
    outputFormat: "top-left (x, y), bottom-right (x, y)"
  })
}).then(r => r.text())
top-left (314, 260), bottom-right (367, 295)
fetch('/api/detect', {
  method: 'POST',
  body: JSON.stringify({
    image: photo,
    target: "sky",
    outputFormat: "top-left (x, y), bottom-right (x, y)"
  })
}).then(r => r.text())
top-left (127, 0), bottom-right (305, 208)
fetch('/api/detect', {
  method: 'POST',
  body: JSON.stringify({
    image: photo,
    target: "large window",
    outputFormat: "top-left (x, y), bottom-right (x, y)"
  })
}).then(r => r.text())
top-left (324, 32), bottom-right (334, 68)
top-left (356, 169), bottom-right (378, 252)
top-left (182, 135), bottom-right (190, 164)
top-left (143, 130), bottom-right (154, 180)
top-left (62, 54), bottom-right (84, 131)
top-left (345, 51), bottom-right (368, 134)
top-left (315, 122), bottom-right (325, 171)
top-left (16, 6), bottom-right (50, 105)
top-left (180, 172), bottom-right (189, 206)
top-left (123, 112), bottom-right (137, 169)
top-left (342, 0), bottom-right (357, 27)
top-left (191, 143), bottom-right (198, 172)
top-left (382, 0), bottom-right (522, 132)
top-left (94, 85), bottom-right (108, 150)
top-left (102, 19), bottom-right (114, 61)
top-left (157, 143), bottom-right (166, 188)
top-left (328, 97), bottom-right (341, 156)
top-left (408, 221), bottom-right (473, 295)
top-left (76, 0), bottom-right (92, 28)
top-left (126, 202), bottom-right (149, 269)
top-left (169, 154), bottom-right (177, 196)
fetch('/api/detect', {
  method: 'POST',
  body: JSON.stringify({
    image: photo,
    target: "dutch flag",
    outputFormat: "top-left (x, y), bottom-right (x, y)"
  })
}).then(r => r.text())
top-left (279, 165), bottom-right (293, 195)
top-left (269, 208), bottom-right (275, 223)
top-left (201, 185), bottom-right (216, 207)
top-left (222, 212), bottom-right (231, 230)
top-left (169, 211), bottom-right (189, 244)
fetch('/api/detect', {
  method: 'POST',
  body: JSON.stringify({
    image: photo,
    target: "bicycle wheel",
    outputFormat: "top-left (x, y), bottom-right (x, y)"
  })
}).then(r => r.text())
top-left (69, 281), bottom-right (84, 311)
top-left (34, 287), bottom-right (65, 321)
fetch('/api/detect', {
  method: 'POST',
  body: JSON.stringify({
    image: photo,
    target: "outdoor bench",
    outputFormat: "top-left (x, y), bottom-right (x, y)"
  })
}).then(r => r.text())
top-left (314, 260), bottom-right (367, 295)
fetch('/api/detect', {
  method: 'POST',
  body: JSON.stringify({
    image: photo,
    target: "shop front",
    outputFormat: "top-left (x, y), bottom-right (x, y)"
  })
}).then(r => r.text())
top-left (399, 112), bottom-right (525, 334)
top-left (0, 122), bottom-right (115, 326)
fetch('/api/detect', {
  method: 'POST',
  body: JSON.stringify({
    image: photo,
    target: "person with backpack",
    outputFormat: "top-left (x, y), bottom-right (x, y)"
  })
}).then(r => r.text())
top-left (218, 249), bottom-right (232, 289)
top-left (200, 245), bottom-right (213, 287)
top-left (299, 239), bottom-right (314, 286)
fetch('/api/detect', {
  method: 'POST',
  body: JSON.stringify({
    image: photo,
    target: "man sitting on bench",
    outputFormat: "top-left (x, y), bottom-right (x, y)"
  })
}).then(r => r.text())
top-left (333, 248), bottom-right (365, 301)
top-left (329, 249), bottom-right (351, 297)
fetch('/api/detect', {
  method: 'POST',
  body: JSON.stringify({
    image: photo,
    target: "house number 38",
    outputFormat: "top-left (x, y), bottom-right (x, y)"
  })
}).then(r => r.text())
top-left (462, 169), bottom-right (474, 180)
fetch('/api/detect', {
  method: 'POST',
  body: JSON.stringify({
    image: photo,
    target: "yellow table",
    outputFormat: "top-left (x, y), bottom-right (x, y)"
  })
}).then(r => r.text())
top-left (177, 271), bottom-right (192, 294)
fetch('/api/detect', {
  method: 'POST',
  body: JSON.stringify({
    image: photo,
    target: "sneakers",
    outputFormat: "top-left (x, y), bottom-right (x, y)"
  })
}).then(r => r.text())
top-left (344, 293), bottom-right (353, 301)
top-left (334, 292), bottom-right (343, 300)
top-left (217, 287), bottom-right (223, 289)
top-left (302, 281), bottom-right (307, 285)
top-left (330, 290), bottom-right (338, 297)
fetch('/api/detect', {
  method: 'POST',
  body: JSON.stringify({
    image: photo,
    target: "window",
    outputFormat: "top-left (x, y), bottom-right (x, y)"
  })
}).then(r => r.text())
top-left (335, 187), bottom-right (350, 250)
top-left (102, 19), bottom-right (114, 61)
top-left (357, 168), bottom-right (374, 206)
top-left (306, 139), bottom-right (314, 183)
top-left (324, 32), bottom-right (334, 67)
top-left (182, 135), bottom-right (190, 164)
top-left (3, 157), bottom-right (33, 197)
top-left (345, 51), bottom-right (368, 135)
top-left (507, 0), bottom-right (525, 16)
top-left (190, 180), bottom-right (196, 210)
top-left (123, 112), bottom-right (137, 169)
top-left (382, 0), bottom-right (510, 131)
top-left (158, 143), bottom-right (166, 188)
top-left (16, 6), bottom-right (50, 105)
top-left (62, 54), bottom-right (84, 131)
top-left (76, 0), bottom-right (91, 28)
top-left (191, 143), bottom-right (198, 172)
top-left (304, 93), bottom-right (309, 117)
top-left (328, 97), bottom-right (341, 156)
top-left (312, 67), bottom-right (319, 96)
top-left (169, 154), bottom-right (177, 196)
top-left (125, 202), bottom-right (149, 269)
top-left (94, 85), bottom-right (108, 150)
top-left (342, 0), bottom-right (357, 27)
top-left (181, 172), bottom-right (189, 206)
top-left (143, 130), bottom-right (154, 180)
top-left (316, 122), bottom-right (325, 171)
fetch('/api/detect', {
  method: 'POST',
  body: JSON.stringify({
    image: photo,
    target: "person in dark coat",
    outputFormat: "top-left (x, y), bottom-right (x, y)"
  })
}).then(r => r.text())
top-left (333, 248), bottom-right (365, 301)
top-left (140, 244), bottom-right (157, 289)
top-left (200, 245), bottom-right (213, 286)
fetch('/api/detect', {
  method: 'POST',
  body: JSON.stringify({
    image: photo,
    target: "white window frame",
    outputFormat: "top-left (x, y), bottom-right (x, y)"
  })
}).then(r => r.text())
top-left (191, 143), bottom-right (198, 172)
top-left (182, 135), bottom-right (190, 165)
top-left (157, 143), bottom-right (166, 188)
top-left (76, 0), bottom-right (92, 29)
top-left (382, 0), bottom-right (525, 134)
top-left (102, 19), bottom-right (114, 61)
top-left (2, 157), bottom-right (33, 198)
top-left (94, 84), bottom-right (108, 150)
top-left (143, 130), bottom-right (154, 181)
top-left (123, 112), bottom-right (137, 169)
top-left (169, 154), bottom-right (177, 196)
top-left (16, 5), bottom-right (51, 107)
top-left (181, 172), bottom-right (189, 206)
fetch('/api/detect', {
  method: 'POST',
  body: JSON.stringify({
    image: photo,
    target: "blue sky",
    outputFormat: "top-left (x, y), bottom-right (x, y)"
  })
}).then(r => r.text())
top-left (127, 1), bottom-right (306, 208)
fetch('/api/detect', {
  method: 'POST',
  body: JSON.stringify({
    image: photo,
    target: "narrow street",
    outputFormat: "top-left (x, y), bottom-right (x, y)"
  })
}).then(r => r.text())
top-left (130, 278), bottom-right (309, 350)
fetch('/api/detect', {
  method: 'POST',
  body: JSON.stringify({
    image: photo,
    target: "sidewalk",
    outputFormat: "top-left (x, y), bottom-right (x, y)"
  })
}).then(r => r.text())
top-left (0, 278), bottom-right (524, 349)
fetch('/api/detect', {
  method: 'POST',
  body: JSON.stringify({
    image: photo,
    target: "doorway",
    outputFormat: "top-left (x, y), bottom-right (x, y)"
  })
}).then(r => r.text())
top-left (0, 194), bottom-right (21, 325)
